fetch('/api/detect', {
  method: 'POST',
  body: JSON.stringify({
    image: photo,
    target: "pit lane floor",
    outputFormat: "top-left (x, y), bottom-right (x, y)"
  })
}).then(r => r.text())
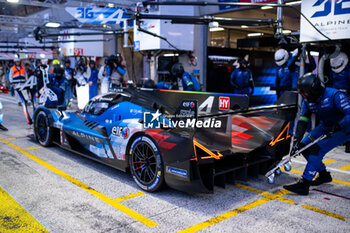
top-left (0, 94), bottom-right (349, 233)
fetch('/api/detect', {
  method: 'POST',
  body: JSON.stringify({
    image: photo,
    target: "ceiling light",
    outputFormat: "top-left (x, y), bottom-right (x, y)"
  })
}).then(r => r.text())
top-left (286, 1), bottom-right (302, 5)
top-left (45, 22), bottom-right (61, 28)
top-left (247, 32), bottom-right (264, 37)
top-left (108, 3), bottom-right (115, 8)
top-left (40, 53), bottom-right (46, 58)
top-left (241, 25), bottom-right (248, 28)
top-left (283, 30), bottom-right (292, 34)
top-left (163, 53), bottom-right (179, 57)
top-left (261, 6), bottom-right (273, 10)
top-left (7, 0), bottom-right (19, 3)
top-left (310, 51), bottom-right (319, 57)
top-left (209, 27), bottom-right (224, 32)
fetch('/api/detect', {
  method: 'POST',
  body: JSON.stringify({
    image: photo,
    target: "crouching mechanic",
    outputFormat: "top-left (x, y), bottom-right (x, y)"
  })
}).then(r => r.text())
top-left (283, 73), bottom-right (350, 195)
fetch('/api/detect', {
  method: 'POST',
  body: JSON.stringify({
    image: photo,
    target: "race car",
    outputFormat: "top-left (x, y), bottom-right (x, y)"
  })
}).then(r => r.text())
top-left (33, 87), bottom-right (297, 193)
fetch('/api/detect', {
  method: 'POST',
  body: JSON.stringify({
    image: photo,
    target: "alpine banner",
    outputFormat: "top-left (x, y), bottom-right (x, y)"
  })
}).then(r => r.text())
top-left (65, 7), bottom-right (131, 24)
top-left (300, 0), bottom-right (350, 42)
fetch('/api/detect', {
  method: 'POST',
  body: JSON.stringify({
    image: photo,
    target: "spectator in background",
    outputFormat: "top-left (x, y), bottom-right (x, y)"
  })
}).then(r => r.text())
top-left (109, 53), bottom-right (126, 88)
top-left (84, 60), bottom-right (99, 99)
top-left (98, 56), bottom-right (110, 94)
top-left (9, 58), bottom-right (27, 105)
top-left (25, 63), bottom-right (34, 77)
top-left (64, 59), bottom-right (75, 106)
top-left (230, 58), bottom-right (254, 97)
top-left (171, 63), bottom-right (200, 91)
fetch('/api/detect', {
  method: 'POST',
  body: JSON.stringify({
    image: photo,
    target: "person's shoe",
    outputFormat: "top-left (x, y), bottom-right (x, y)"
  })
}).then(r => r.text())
top-left (0, 124), bottom-right (8, 131)
top-left (345, 142), bottom-right (350, 153)
top-left (283, 178), bottom-right (311, 195)
top-left (311, 170), bottom-right (332, 186)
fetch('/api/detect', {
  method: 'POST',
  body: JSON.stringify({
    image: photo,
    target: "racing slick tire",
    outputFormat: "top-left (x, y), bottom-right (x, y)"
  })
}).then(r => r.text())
top-left (129, 135), bottom-right (164, 192)
top-left (34, 110), bottom-right (53, 146)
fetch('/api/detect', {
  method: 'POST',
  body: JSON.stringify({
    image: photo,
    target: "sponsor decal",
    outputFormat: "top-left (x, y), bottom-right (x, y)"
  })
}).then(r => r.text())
top-left (111, 126), bottom-right (129, 139)
top-left (72, 131), bottom-right (99, 142)
top-left (166, 166), bottom-right (188, 178)
top-left (219, 96), bottom-right (230, 110)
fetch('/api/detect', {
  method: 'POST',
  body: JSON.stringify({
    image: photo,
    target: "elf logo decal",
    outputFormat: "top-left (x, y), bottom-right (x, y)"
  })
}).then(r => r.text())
top-left (112, 126), bottom-right (129, 139)
top-left (312, 0), bottom-right (350, 18)
top-left (219, 97), bottom-right (230, 110)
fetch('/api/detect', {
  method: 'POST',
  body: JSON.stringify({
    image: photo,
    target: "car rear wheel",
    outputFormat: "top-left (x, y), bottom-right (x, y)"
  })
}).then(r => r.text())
top-left (129, 135), bottom-right (164, 192)
top-left (34, 110), bottom-right (53, 146)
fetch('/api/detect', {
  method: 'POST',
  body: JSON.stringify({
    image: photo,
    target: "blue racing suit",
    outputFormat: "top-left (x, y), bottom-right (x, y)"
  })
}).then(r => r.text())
top-left (182, 72), bottom-right (201, 91)
top-left (275, 55), bottom-right (297, 98)
top-left (230, 68), bottom-right (254, 96)
top-left (64, 67), bottom-right (75, 105)
top-left (298, 88), bottom-right (350, 181)
top-left (291, 57), bottom-right (316, 89)
top-left (88, 68), bottom-right (99, 99)
top-left (45, 74), bottom-right (68, 108)
top-left (330, 66), bottom-right (350, 93)
top-left (156, 82), bottom-right (176, 90)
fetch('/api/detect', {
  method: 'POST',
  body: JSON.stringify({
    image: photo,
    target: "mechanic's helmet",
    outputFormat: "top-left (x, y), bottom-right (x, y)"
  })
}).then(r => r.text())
top-left (330, 52), bottom-right (349, 74)
top-left (104, 56), bottom-right (109, 65)
top-left (143, 79), bottom-right (156, 88)
top-left (53, 65), bottom-right (64, 78)
top-left (89, 60), bottom-right (95, 66)
top-left (52, 59), bottom-right (60, 65)
top-left (35, 59), bottom-right (41, 66)
top-left (274, 49), bottom-right (289, 67)
top-left (171, 63), bottom-right (184, 78)
top-left (297, 73), bottom-right (325, 103)
top-left (9, 61), bottom-right (14, 67)
top-left (239, 59), bottom-right (248, 69)
top-left (64, 58), bottom-right (71, 64)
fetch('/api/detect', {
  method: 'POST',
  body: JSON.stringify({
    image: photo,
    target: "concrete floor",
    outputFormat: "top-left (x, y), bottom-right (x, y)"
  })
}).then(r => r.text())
top-left (0, 93), bottom-right (349, 233)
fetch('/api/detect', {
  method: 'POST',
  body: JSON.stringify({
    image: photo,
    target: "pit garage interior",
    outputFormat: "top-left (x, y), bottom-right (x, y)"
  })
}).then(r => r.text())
top-left (0, 0), bottom-right (350, 233)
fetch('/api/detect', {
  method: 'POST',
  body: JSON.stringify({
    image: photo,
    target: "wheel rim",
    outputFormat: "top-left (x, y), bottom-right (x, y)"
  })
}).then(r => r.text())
top-left (131, 141), bottom-right (157, 186)
top-left (36, 113), bottom-right (48, 143)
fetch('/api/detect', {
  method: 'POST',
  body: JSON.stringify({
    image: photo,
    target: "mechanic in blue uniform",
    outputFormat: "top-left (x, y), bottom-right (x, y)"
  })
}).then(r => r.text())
top-left (284, 73), bottom-right (350, 195)
top-left (64, 58), bottom-right (75, 106)
top-left (291, 51), bottom-right (316, 89)
top-left (171, 63), bottom-right (200, 91)
top-left (274, 48), bottom-right (298, 98)
top-left (230, 59), bottom-right (254, 96)
top-left (86, 60), bottom-right (99, 99)
top-left (45, 65), bottom-right (68, 108)
top-left (329, 52), bottom-right (350, 153)
top-left (6, 61), bottom-right (14, 96)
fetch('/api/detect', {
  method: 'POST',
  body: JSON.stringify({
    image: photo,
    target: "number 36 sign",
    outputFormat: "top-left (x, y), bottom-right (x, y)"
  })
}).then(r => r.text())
top-left (65, 7), bottom-right (131, 24)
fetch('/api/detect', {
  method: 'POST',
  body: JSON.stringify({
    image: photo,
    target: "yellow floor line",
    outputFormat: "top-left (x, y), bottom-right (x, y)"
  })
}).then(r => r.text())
top-left (113, 191), bottom-right (145, 202)
top-left (4, 137), bottom-right (27, 141)
top-left (24, 146), bottom-right (43, 151)
top-left (338, 164), bottom-right (350, 171)
top-left (236, 183), bottom-right (346, 221)
top-left (1, 139), bottom-right (157, 228)
top-left (323, 159), bottom-right (337, 165)
top-left (177, 196), bottom-right (272, 233)
top-left (0, 185), bottom-right (49, 233)
top-left (301, 205), bottom-right (347, 221)
top-left (178, 185), bottom-right (290, 233)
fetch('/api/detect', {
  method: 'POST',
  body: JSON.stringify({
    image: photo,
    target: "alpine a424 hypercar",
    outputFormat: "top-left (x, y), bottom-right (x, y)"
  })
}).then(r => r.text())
top-left (33, 88), bottom-right (297, 193)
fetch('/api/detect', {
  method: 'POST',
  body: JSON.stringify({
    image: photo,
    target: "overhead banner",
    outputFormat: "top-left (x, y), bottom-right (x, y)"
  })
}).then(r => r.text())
top-left (65, 7), bottom-right (131, 24)
top-left (300, 0), bottom-right (350, 42)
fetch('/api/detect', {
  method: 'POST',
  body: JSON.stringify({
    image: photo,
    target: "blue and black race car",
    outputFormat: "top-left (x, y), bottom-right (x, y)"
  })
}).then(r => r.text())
top-left (33, 87), bottom-right (297, 193)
